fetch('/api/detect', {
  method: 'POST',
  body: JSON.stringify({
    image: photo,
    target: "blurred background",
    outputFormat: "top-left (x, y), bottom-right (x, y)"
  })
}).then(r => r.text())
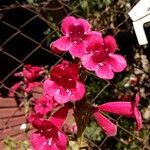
top-left (0, 0), bottom-right (150, 149)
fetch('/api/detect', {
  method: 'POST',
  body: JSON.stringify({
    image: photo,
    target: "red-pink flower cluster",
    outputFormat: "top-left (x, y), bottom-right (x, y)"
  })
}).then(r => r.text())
top-left (28, 105), bottom-right (69, 150)
top-left (51, 16), bottom-right (127, 80)
top-left (10, 16), bottom-right (141, 150)
top-left (44, 60), bottom-right (85, 104)
top-left (93, 93), bottom-right (142, 137)
top-left (9, 64), bottom-right (43, 96)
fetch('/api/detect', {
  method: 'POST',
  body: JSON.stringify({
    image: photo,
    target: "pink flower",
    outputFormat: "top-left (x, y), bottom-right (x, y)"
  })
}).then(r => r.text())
top-left (44, 60), bottom-right (86, 104)
top-left (51, 16), bottom-right (102, 58)
top-left (23, 64), bottom-right (43, 82)
top-left (14, 64), bottom-right (43, 83)
top-left (81, 35), bottom-right (127, 79)
top-left (31, 128), bottom-right (68, 150)
top-left (93, 110), bottom-right (117, 137)
top-left (29, 106), bottom-right (69, 150)
top-left (25, 82), bottom-right (41, 93)
top-left (34, 97), bottom-right (56, 115)
top-left (93, 93), bottom-right (142, 137)
top-left (8, 82), bottom-right (21, 97)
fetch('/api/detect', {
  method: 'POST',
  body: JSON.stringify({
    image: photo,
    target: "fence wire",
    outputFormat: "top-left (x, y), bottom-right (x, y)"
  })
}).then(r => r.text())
top-left (0, 0), bottom-right (150, 149)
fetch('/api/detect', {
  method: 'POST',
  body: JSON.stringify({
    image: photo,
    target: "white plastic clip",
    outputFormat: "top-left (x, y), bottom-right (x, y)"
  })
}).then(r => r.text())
top-left (128, 0), bottom-right (150, 45)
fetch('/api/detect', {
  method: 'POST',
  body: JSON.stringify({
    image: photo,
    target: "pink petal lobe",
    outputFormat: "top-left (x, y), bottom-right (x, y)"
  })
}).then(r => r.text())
top-left (50, 106), bottom-right (69, 130)
top-left (31, 132), bottom-right (47, 150)
top-left (77, 18), bottom-right (91, 32)
top-left (69, 42), bottom-right (87, 58)
top-left (93, 111), bottom-right (117, 137)
top-left (107, 54), bottom-right (127, 72)
top-left (9, 82), bottom-right (20, 96)
top-left (43, 79), bottom-right (58, 99)
top-left (104, 35), bottom-right (117, 53)
top-left (34, 97), bottom-right (54, 115)
top-left (70, 81), bottom-right (86, 101)
top-left (51, 36), bottom-right (71, 52)
top-left (95, 64), bottom-right (114, 80)
top-left (81, 54), bottom-right (97, 71)
top-left (25, 82), bottom-right (40, 93)
top-left (53, 87), bottom-right (71, 104)
top-left (61, 16), bottom-right (77, 35)
top-left (56, 130), bottom-right (68, 150)
top-left (85, 31), bottom-right (103, 52)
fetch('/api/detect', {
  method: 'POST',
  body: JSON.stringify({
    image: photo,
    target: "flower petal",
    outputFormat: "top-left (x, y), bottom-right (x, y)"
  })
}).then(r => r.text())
top-left (70, 81), bottom-right (86, 101)
top-left (104, 35), bottom-right (117, 53)
top-left (85, 31), bottom-right (103, 53)
top-left (28, 113), bottom-right (54, 130)
top-left (98, 101), bottom-right (142, 130)
top-left (93, 111), bottom-right (117, 137)
top-left (43, 79), bottom-right (58, 99)
top-left (61, 16), bottom-right (77, 35)
top-left (81, 54), bottom-right (97, 71)
top-left (51, 36), bottom-right (71, 52)
top-left (97, 102), bottom-right (133, 117)
top-left (50, 106), bottom-right (69, 130)
top-left (25, 82), bottom-right (40, 93)
top-left (77, 18), bottom-right (91, 33)
top-left (34, 97), bottom-right (54, 115)
top-left (31, 131), bottom-right (47, 150)
top-left (54, 87), bottom-right (71, 104)
top-left (9, 82), bottom-right (20, 97)
top-left (69, 42), bottom-right (87, 58)
top-left (56, 130), bottom-right (68, 150)
top-left (95, 64), bottom-right (114, 80)
top-left (106, 54), bottom-right (127, 72)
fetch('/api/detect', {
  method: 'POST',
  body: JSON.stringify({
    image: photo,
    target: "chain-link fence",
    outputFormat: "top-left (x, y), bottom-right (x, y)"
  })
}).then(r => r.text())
top-left (0, 0), bottom-right (150, 149)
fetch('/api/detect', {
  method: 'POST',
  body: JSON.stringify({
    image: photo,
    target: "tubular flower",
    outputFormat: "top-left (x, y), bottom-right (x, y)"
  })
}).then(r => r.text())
top-left (9, 64), bottom-right (43, 95)
top-left (31, 129), bottom-right (68, 150)
top-left (93, 110), bottom-right (117, 137)
top-left (25, 82), bottom-right (41, 93)
top-left (81, 35), bottom-right (127, 79)
top-left (29, 106), bottom-right (69, 150)
top-left (44, 60), bottom-right (86, 104)
top-left (34, 97), bottom-right (56, 115)
top-left (51, 16), bottom-right (102, 58)
top-left (14, 64), bottom-right (43, 83)
top-left (93, 93), bottom-right (142, 137)
top-left (8, 82), bottom-right (21, 97)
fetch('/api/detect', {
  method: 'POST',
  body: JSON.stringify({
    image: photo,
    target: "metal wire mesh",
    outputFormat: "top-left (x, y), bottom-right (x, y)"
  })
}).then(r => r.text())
top-left (0, 0), bottom-right (150, 149)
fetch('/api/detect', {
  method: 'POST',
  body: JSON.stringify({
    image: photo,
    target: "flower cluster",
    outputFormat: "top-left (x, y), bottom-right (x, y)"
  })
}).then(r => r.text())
top-left (51, 16), bottom-right (127, 79)
top-left (9, 64), bottom-right (43, 96)
top-left (44, 60), bottom-right (85, 104)
top-left (22, 16), bottom-right (141, 150)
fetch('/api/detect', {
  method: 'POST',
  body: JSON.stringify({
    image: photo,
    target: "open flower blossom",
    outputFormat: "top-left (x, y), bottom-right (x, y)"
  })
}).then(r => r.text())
top-left (34, 96), bottom-right (56, 115)
top-left (8, 82), bottom-right (21, 96)
top-left (31, 128), bottom-right (68, 150)
top-left (81, 35), bottom-right (127, 79)
top-left (51, 16), bottom-right (102, 58)
top-left (44, 60), bottom-right (86, 104)
top-left (93, 93), bottom-right (142, 137)
top-left (28, 106), bottom-right (69, 150)
top-left (14, 64), bottom-right (43, 83)
top-left (9, 65), bottom-right (43, 96)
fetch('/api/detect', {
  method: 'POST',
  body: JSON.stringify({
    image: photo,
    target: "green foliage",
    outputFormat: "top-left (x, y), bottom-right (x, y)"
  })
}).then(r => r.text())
top-left (4, 137), bottom-right (29, 150)
top-left (4, 137), bottom-right (17, 150)
top-left (85, 120), bottom-right (104, 142)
